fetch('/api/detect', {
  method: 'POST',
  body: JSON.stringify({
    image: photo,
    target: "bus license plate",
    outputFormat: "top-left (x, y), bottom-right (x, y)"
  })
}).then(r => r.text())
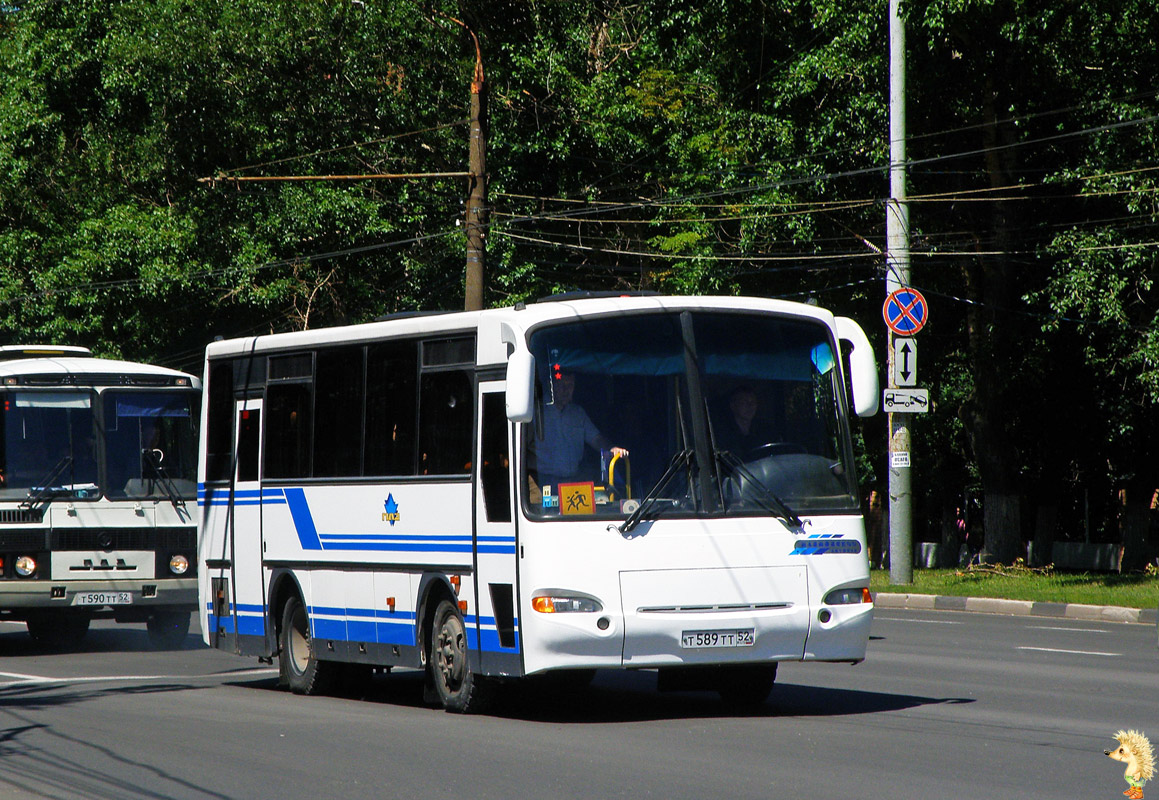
top-left (681, 629), bottom-right (755, 649)
top-left (73, 591), bottom-right (133, 606)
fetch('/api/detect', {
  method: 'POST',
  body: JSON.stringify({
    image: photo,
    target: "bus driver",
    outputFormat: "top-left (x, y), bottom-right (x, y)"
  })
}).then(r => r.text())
top-left (533, 371), bottom-right (628, 491)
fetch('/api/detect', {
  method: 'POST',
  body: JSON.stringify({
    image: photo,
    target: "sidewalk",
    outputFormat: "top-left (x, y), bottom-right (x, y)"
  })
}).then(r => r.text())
top-left (873, 591), bottom-right (1158, 625)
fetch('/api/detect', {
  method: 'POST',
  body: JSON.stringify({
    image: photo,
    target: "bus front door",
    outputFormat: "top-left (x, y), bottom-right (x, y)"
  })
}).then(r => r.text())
top-left (473, 387), bottom-right (521, 677)
top-left (209, 398), bottom-right (266, 656)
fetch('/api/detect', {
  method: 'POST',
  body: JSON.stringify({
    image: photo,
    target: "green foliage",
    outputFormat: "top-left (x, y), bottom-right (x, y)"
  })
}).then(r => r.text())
top-left (1, 0), bottom-right (1158, 557)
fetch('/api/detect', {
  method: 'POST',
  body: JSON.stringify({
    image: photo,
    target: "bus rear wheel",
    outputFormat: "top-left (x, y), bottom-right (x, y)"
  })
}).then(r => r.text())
top-left (279, 595), bottom-right (335, 695)
top-left (429, 599), bottom-right (493, 713)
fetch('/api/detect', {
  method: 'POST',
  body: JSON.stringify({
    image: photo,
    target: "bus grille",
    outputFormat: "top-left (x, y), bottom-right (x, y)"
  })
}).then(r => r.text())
top-left (50, 528), bottom-right (196, 552)
top-left (0, 531), bottom-right (47, 550)
top-left (0, 509), bottom-right (44, 524)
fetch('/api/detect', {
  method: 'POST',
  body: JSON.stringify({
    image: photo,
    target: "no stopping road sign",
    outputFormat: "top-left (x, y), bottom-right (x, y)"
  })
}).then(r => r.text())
top-left (883, 287), bottom-right (929, 336)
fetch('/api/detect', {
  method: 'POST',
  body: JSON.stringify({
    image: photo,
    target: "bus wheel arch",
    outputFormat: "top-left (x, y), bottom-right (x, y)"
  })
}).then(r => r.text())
top-left (417, 575), bottom-right (493, 713)
top-left (272, 579), bottom-right (336, 695)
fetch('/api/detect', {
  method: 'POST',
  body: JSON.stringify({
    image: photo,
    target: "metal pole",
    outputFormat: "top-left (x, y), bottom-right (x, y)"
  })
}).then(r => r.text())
top-left (887, 0), bottom-right (913, 584)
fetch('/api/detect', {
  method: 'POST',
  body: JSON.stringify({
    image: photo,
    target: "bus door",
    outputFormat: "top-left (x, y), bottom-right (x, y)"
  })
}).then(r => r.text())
top-left (208, 398), bottom-right (265, 655)
top-left (473, 386), bottom-right (521, 676)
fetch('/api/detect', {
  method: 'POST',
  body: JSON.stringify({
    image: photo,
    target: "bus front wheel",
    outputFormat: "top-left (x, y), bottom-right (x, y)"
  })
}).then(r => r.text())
top-left (429, 599), bottom-right (493, 713)
top-left (279, 595), bottom-right (335, 695)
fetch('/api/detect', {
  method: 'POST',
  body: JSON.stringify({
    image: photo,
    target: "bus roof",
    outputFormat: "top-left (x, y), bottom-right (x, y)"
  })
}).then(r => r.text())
top-left (0, 347), bottom-right (198, 387)
top-left (204, 295), bottom-right (839, 367)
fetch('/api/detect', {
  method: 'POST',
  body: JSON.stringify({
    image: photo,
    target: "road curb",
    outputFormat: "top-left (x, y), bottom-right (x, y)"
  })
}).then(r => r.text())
top-left (872, 592), bottom-right (1159, 625)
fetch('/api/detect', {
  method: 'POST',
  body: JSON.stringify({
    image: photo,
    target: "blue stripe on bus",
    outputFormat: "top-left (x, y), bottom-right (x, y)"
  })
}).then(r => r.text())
top-left (283, 487), bottom-right (323, 550)
top-left (208, 602), bottom-right (518, 653)
top-left (200, 485), bottom-right (517, 555)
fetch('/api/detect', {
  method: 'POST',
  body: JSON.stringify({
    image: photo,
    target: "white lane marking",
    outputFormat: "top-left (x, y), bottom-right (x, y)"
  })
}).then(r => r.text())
top-left (1016, 646), bottom-right (1120, 657)
top-left (0, 667), bottom-right (277, 685)
top-left (1027, 625), bottom-right (1108, 633)
top-left (873, 616), bottom-right (961, 624)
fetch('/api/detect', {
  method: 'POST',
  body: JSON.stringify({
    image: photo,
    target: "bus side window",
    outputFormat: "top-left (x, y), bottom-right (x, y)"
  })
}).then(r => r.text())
top-left (205, 362), bottom-right (234, 482)
top-left (313, 347), bottom-right (363, 478)
top-left (365, 341), bottom-right (418, 476)
top-left (419, 370), bottom-right (473, 475)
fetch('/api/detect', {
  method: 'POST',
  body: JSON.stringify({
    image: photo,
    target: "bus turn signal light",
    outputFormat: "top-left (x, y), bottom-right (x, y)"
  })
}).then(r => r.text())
top-left (532, 593), bottom-right (602, 614)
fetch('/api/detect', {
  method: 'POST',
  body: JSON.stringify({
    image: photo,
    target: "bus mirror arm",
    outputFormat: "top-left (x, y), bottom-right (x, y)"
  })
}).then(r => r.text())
top-left (835, 316), bottom-right (879, 417)
top-left (504, 349), bottom-right (536, 424)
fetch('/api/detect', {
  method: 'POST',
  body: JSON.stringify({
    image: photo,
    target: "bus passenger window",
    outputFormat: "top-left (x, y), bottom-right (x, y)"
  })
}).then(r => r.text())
top-left (205, 362), bottom-right (235, 482)
top-left (265, 383), bottom-right (311, 479)
top-left (418, 370), bottom-right (472, 475)
top-left (365, 342), bottom-right (418, 476)
top-left (313, 347), bottom-right (363, 478)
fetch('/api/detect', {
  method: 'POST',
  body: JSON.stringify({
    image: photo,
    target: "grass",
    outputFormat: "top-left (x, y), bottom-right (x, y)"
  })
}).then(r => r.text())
top-left (871, 563), bottom-right (1159, 610)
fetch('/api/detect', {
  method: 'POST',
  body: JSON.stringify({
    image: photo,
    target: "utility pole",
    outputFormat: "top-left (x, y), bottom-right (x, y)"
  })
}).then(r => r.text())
top-left (463, 27), bottom-right (487, 312)
top-left (886, 0), bottom-right (913, 584)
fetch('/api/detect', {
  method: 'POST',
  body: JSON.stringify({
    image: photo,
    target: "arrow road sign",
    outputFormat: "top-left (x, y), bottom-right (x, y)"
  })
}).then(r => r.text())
top-left (883, 388), bottom-right (929, 413)
top-left (893, 337), bottom-right (917, 387)
top-left (883, 287), bottom-right (929, 335)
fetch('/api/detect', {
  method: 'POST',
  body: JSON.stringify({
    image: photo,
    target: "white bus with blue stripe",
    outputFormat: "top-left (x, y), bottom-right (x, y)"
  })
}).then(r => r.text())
top-left (198, 295), bottom-right (879, 711)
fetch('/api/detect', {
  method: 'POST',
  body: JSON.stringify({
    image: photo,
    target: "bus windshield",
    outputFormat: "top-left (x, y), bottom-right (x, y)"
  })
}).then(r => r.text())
top-left (103, 390), bottom-right (199, 500)
top-left (523, 310), bottom-right (859, 520)
top-left (0, 389), bottom-right (198, 501)
top-left (0, 391), bottom-right (99, 499)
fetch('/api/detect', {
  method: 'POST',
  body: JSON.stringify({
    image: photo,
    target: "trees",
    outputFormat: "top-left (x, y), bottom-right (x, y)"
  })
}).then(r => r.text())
top-left (1, 0), bottom-right (1155, 567)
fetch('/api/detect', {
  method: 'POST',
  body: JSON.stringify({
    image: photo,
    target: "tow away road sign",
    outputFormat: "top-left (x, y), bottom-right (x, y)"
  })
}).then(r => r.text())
top-left (883, 388), bottom-right (929, 413)
top-left (883, 287), bottom-right (929, 336)
top-left (893, 338), bottom-right (917, 386)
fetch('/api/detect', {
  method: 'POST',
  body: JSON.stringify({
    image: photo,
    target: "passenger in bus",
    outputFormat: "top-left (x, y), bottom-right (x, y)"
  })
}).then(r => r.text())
top-left (533, 371), bottom-right (628, 491)
top-left (716, 385), bottom-right (780, 461)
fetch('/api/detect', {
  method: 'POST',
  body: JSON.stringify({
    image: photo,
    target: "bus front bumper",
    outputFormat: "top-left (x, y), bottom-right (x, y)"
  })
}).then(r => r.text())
top-left (0, 577), bottom-right (197, 616)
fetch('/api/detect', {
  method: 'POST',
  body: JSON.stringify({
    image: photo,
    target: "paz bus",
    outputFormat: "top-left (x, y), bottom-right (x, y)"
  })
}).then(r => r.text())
top-left (197, 294), bottom-right (879, 711)
top-left (0, 346), bottom-right (200, 648)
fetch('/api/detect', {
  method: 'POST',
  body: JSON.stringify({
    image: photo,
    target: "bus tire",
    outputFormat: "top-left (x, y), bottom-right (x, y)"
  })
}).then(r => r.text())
top-left (26, 611), bottom-right (90, 649)
top-left (429, 598), bottom-right (492, 713)
top-left (279, 595), bottom-right (335, 696)
top-left (717, 663), bottom-right (777, 707)
top-left (146, 609), bottom-right (190, 650)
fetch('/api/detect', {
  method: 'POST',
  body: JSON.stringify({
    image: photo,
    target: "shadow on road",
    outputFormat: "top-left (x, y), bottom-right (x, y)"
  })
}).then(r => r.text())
top-left (237, 666), bottom-right (974, 724)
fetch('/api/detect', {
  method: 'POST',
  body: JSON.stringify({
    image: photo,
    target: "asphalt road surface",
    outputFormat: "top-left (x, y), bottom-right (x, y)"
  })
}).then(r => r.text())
top-left (0, 609), bottom-right (1154, 799)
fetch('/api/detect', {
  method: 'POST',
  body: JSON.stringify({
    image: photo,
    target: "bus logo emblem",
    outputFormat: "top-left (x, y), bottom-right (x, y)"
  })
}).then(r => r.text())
top-left (382, 494), bottom-right (401, 526)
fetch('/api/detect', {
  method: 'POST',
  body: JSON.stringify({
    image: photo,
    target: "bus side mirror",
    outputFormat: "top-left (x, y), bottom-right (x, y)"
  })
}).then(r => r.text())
top-left (505, 350), bottom-right (536, 423)
top-left (835, 316), bottom-right (879, 417)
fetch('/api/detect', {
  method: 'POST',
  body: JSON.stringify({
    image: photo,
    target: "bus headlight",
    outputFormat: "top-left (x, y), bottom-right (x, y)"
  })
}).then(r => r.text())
top-left (14, 555), bottom-right (37, 577)
top-left (168, 554), bottom-right (190, 575)
top-left (531, 592), bottom-right (602, 613)
top-left (822, 587), bottom-right (873, 605)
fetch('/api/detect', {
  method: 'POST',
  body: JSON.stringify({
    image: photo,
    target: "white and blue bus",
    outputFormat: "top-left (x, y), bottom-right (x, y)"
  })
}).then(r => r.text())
top-left (0, 346), bottom-right (200, 648)
top-left (198, 294), bottom-right (879, 710)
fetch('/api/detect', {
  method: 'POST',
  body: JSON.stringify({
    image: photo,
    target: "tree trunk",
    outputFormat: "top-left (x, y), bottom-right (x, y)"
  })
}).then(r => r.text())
top-left (982, 492), bottom-right (1021, 564)
top-left (1119, 485), bottom-right (1151, 572)
top-left (1031, 501), bottom-right (1057, 567)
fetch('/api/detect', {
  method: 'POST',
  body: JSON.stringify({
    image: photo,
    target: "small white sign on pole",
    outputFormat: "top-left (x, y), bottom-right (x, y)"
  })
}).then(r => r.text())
top-left (883, 388), bottom-right (929, 413)
top-left (893, 337), bottom-right (917, 387)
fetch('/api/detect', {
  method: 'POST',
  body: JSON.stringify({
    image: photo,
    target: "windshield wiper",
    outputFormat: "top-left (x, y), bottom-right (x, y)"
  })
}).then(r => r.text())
top-left (21, 456), bottom-right (74, 510)
top-left (141, 449), bottom-right (187, 511)
top-left (716, 449), bottom-right (803, 531)
top-left (617, 448), bottom-right (694, 535)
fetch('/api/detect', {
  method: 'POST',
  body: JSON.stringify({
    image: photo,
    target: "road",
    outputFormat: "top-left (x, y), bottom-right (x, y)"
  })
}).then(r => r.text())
top-left (0, 609), bottom-right (1154, 799)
